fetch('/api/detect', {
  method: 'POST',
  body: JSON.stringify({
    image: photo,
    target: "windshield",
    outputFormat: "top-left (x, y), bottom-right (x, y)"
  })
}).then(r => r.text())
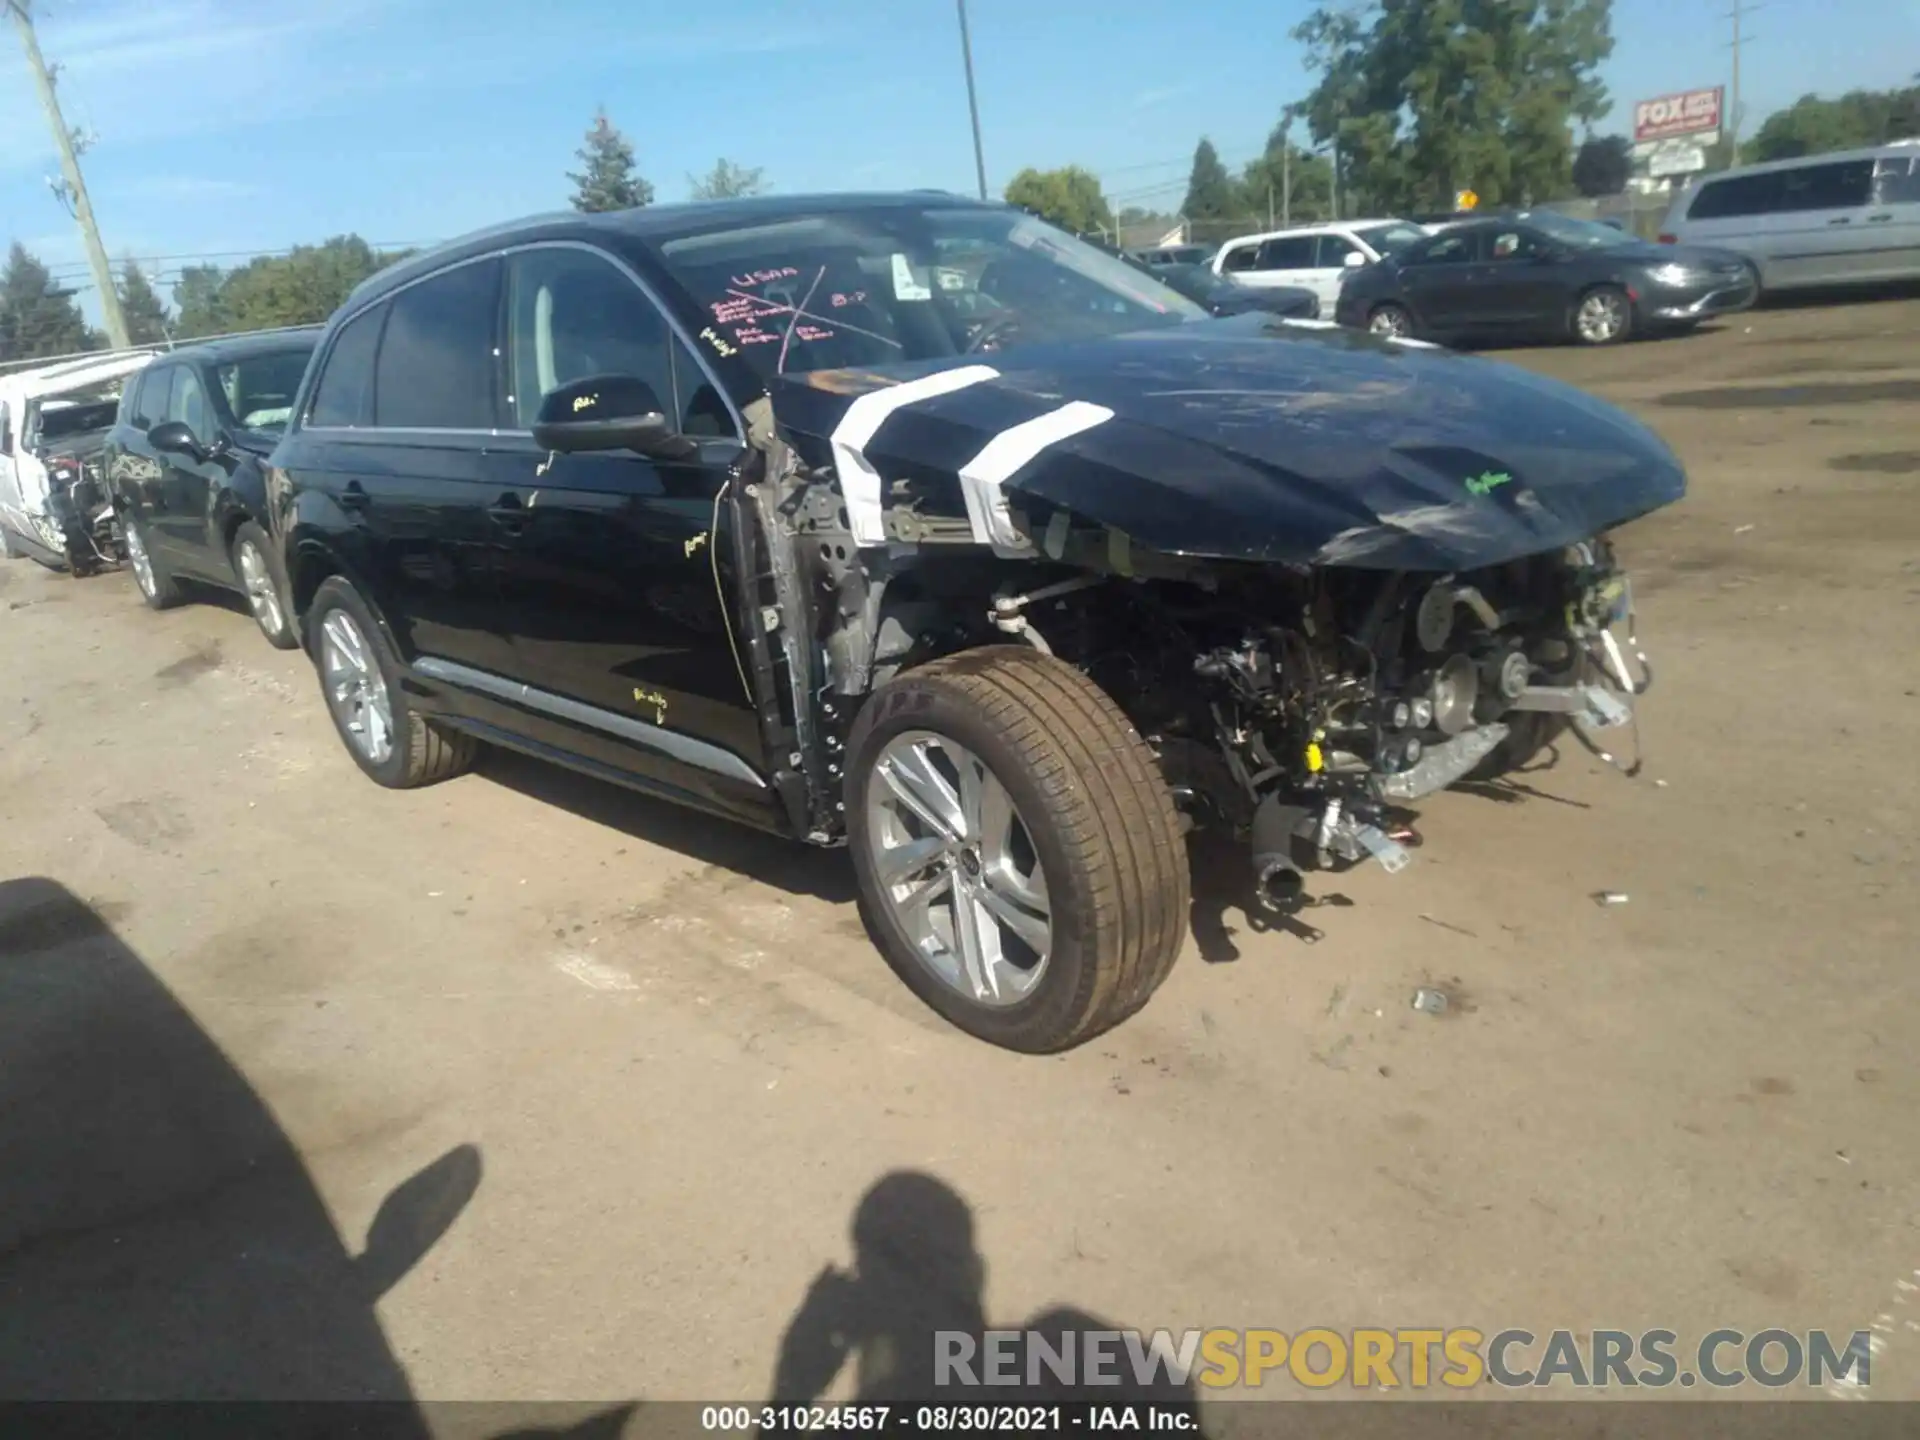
top-left (215, 347), bottom-right (314, 432)
top-left (655, 204), bottom-right (1206, 380)
top-left (1354, 222), bottom-right (1430, 256)
top-left (1515, 211), bottom-right (1636, 250)
top-left (35, 398), bottom-right (120, 445)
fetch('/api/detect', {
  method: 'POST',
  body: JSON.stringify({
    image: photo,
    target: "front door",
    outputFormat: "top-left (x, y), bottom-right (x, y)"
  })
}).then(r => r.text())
top-left (492, 243), bottom-right (765, 783)
top-left (1470, 226), bottom-right (1565, 330)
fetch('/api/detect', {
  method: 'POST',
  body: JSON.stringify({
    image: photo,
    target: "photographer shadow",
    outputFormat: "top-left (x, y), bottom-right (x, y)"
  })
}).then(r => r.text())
top-left (769, 1172), bottom-right (1204, 1421)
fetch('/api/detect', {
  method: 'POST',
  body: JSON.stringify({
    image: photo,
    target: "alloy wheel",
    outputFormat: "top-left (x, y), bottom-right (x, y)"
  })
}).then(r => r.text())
top-left (236, 540), bottom-right (284, 637)
top-left (1368, 306), bottom-right (1410, 339)
top-left (1577, 291), bottom-right (1627, 344)
top-left (124, 523), bottom-right (156, 599)
top-left (320, 610), bottom-right (395, 765)
top-left (865, 730), bottom-right (1053, 1008)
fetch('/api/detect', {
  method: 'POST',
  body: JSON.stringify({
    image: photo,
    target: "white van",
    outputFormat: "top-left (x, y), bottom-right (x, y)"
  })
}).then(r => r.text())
top-left (1658, 141), bottom-right (1920, 293)
top-left (1210, 219), bottom-right (1429, 312)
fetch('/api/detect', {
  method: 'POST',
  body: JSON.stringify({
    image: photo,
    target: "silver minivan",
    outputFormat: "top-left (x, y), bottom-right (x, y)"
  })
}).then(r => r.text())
top-left (1659, 141), bottom-right (1920, 293)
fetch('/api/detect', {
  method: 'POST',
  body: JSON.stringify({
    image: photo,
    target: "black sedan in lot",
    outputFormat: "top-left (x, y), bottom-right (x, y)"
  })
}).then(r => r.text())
top-left (103, 327), bottom-right (320, 646)
top-left (1334, 212), bottom-right (1756, 346)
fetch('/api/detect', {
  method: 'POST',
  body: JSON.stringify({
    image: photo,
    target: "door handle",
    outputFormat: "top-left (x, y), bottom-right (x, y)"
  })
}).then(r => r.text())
top-left (487, 492), bottom-right (529, 531)
top-left (1867, 213), bottom-right (1893, 223)
top-left (1826, 216), bottom-right (1852, 226)
top-left (339, 481), bottom-right (371, 511)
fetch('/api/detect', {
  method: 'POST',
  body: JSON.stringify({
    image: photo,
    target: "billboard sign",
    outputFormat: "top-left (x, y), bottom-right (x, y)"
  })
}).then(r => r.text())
top-left (1633, 88), bottom-right (1724, 145)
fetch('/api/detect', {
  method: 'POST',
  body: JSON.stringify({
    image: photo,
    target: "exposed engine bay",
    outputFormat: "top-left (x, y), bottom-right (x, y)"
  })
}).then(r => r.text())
top-left (0, 353), bottom-right (149, 575)
top-left (27, 400), bottom-right (124, 575)
top-left (735, 389), bottom-right (1654, 912)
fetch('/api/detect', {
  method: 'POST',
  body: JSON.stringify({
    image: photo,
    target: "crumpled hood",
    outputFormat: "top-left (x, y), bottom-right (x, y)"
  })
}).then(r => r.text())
top-left (768, 316), bottom-right (1687, 570)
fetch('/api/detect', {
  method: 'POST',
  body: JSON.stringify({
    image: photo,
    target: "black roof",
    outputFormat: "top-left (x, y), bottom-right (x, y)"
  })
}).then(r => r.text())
top-left (345, 192), bottom-right (1006, 313)
top-left (160, 327), bottom-right (324, 364)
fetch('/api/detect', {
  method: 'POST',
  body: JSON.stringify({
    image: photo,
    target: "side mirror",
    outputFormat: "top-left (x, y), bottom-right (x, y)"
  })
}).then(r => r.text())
top-left (531, 374), bottom-right (696, 461)
top-left (1342, 252), bottom-right (1367, 268)
top-left (147, 420), bottom-right (204, 462)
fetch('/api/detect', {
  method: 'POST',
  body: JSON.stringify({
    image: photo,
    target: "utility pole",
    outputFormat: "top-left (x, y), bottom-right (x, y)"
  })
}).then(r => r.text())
top-left (955, 0), bottom-right (989, 201)
top-left (1281, 137), bottom-right (1292, 226)
top-left (1331, 138), bottom-right (1342, 222)
top-left (7, 0), bottom-right (128, 349)
top-left (1725, 0), bottom-right (1759, 167)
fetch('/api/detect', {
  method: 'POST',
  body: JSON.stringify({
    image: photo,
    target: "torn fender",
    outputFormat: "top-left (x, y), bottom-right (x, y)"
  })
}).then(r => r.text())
top-left (769, 318), bottom-right (1686, 570)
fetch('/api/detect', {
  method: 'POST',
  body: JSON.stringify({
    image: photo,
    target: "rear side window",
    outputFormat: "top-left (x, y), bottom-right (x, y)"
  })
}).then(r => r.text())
top-left (374, 258), bottom-right (503, 429)
top-left (1257, 236), bottom-right (1318, 269)
top-left (308, 304), bottom-right (386, 428)
top-left (1410, 231), bottom-right (1481, 264)
top-left (1781, 160), bottom-right (1874, 211)
top-left (1219, 243), bottom-right (1260, 273)
top-left (1687, 171), bottom-right (1785, 220)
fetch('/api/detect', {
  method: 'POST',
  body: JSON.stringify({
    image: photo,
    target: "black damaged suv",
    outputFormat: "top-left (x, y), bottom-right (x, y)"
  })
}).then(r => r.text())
top-left (270, 194), bottom-right (1677, 1052)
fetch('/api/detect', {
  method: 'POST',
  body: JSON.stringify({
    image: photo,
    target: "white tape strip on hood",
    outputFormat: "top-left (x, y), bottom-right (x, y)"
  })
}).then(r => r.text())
top-left (829, 365), bottom-right (1000, 546)
top-left (958, 400), bottom-right (1115, 555)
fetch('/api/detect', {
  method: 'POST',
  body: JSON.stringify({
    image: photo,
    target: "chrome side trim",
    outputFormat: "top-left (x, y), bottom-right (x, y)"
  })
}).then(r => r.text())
top-left (411, 656), bottom-right (767, 789)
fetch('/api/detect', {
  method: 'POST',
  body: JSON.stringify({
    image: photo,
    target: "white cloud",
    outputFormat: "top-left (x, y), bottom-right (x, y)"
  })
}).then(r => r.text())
top-left (1131, 85), bottom-right (1193, 110)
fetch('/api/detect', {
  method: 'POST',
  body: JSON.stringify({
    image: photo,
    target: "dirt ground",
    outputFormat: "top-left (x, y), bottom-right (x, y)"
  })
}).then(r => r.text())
top-left (2, 295), bottom-right (1917, 1421)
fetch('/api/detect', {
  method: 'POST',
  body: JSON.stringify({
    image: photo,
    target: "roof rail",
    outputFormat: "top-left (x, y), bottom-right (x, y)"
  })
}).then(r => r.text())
top-left (0, 321), bottom-right (326, 378)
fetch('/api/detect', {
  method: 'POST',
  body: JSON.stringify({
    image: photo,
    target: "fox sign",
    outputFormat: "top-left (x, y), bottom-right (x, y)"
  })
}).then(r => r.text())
top-left (1634, 88), bottom-right (1724, 144)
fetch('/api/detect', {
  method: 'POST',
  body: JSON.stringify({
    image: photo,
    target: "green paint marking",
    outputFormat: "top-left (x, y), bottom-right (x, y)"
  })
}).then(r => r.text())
top-left (1465, 470), bottom-right (1513, 496)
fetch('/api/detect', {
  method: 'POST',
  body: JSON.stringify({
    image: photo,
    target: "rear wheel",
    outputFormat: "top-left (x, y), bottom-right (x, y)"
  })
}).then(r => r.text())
top-left (1572, 285), bottom-right (1633, 345)
top-left (1367, 303), bottom-right (1414, 340)
top-left (230, 521), bottom-right (299, 649)
top-left (306, 575), bottom-right (478, 789)
top-left (122, 517), bottom-right (181, 609)
top-left (846, 646), bottom-right (1189, 1053)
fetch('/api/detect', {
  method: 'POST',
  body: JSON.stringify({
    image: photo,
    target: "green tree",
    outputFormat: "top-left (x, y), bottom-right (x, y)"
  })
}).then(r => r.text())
top-left (1181, 139), bottom-right (1239, 221)
top-left (1004, 165), bottom-right (1114, 236)
top-left (568, 108), bottom-right (653, 213)
top-left (0, 242), bottom-right (97, 362)
top-left (1294, 0), bottom-right (1615, 212)
top-left (688, 158), bottom-right (767, 201)
top-left (1240, 116), bottom-right (1336, 224)
top-left (116, 260), bottom-right (172, 345)
top-left (172, 265), bottom-right (230, 339)
top-left (1750, 82), bottom-right (1920, 161)
top-left (1572, 134), bottom-right (1632, 196)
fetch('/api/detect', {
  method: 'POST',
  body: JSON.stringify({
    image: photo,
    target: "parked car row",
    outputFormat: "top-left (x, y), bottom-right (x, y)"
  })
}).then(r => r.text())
top-left (36, 191), bottom-right (1675, 1054)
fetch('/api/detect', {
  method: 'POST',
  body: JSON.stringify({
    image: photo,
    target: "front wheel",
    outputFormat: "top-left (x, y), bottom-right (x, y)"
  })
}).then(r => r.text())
top-left (1572, 286), bottom-right (1633, 346)
top-left (1367, 303), bottom-right (1414, 340)
top-left (846, 646), bottom-right (1190, 1053)
top-left (231, 521), bottom-right (299, 650)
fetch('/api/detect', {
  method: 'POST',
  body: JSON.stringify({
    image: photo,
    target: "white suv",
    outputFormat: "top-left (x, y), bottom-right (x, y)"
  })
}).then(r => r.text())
top-left (1211, 219), bottom-right (1431, 311)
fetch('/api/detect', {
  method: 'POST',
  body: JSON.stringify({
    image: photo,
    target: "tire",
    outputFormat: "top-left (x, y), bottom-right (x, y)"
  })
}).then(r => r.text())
top-left (121, 515), bottom-right (182, 610)
top-left (0, 525), bottom-right (19, 560)
top-left (1571, 285), bottom-right (1633, 346)
top-left (846, 645), bottom-right (1189, 1053)
top-left (1367, 303), bottom-right (1414, 340)
top-left (1742, 260), bottom-right (1764, 306)
top-left (230, 521), bottom-right (299, 650)
top-left (305, 575), bottom-right (479, 789)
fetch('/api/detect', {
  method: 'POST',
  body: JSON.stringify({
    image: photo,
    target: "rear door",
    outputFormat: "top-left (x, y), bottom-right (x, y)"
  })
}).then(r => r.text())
top-left (302, 260), bottom-right (522, 678)
top-left (1758, 158), bottom-right (1877, 287)
top-left (488, 242), bottom-right (766, 788)
top-left (1396, 228), bottom-right (1486, 330)
top-left (1865, 154), bottom-right (1920, 282)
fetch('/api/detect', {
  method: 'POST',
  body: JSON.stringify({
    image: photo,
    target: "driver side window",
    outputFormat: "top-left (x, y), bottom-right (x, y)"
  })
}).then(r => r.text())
top-left (165, 367), bottom-right (210, 444)
top-left (505, 247), bottom-right (727, 437)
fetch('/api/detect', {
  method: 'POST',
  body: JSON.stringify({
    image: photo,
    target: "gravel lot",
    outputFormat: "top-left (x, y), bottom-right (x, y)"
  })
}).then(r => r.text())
top-left (3, 296), bottom-right (1917, 1418)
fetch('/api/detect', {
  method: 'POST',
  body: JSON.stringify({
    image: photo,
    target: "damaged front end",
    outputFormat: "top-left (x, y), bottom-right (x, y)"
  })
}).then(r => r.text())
top-left (37, 447), bottom-right (123, 575)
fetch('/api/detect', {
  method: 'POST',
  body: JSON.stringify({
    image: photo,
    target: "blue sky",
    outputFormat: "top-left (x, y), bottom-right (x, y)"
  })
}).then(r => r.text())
top-left (4, 0), bottom-right (1915, 322)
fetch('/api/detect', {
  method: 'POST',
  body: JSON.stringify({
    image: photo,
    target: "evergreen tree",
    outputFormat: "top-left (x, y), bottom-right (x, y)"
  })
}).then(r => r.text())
top-left (688, 158), bottom-right (768, 201)
top-left (1182, 140), bottom-right (1239, 222)
top-left (568, 109), bottom-right (653, 213)
top-left (117, 260), bottom-right (172, 345)
top-left (0, 242), bottom-right (97, 362)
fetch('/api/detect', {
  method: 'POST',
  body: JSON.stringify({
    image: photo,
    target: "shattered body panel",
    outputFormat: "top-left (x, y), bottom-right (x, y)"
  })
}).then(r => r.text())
top-left (769, 316), bottom-right (1686, 569)
top-left (0, 352), bottom-right (152, 572)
